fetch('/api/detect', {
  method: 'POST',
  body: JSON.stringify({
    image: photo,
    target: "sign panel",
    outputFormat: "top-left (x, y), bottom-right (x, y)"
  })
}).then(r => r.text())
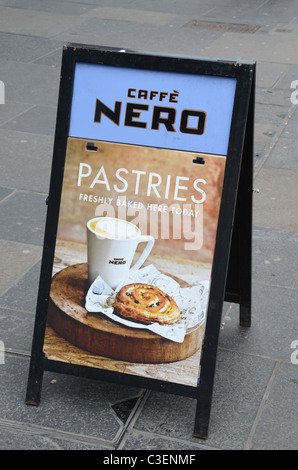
top-left (43, 59), bottom-right (234, 388)
top-left (26, 45), bottom-right (255, 438)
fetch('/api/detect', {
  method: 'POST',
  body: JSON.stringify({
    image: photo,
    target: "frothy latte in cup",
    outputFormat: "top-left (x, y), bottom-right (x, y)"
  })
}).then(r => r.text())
top-left (89, 217), bottom-right (139, 240)
top-left (87, 217), bottom-right (155, 288)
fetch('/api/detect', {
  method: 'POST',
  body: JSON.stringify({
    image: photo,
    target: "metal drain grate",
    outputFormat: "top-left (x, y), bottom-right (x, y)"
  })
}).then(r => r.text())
top-left (183, 20), bottom-right (262, 34)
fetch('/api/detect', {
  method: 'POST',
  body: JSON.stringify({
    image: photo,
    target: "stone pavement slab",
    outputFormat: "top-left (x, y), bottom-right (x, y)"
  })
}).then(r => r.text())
top-left (0, 261), bottom-right (41, 313)
top-left (0, 102), bottom-right (33, 126)
top-left (0, 32), bottom-right (63, 63)
top-left (220, 283), bottom-right (298, 362)
top-left (249, 362), bottom-right (298, 450)
top-left (204, 2), bottom-right (298, 27)
top-left (54, 16), bottom-right (223, 56)
top-left (124, 350), bottom-right (276, 450)
top-left (199, 31), bottom-right (298, 64)
top-left (1, 105), bottom-right (57, 136)
top-left (83, 6), bottom-right (178, 26)
top-left (264, 134), bottom-right (298, 171)
top-left (0, 0), bottom-right (97, 16)
top-left (0, 130), bottom-right (53, 191)
top-left (0, 60), bottom-right (59, 106)
top-left (0, 5), bottom-right (86, 37)
top-left (121, 0), bottom-right (217, 15)
top-left (252, 227), bottom-right (298, 289)
top-left (0, 191), bottom-right (47, 245)
top-left (255, 62), bottom-right (289, 89)
top-left (253, 167), bottom-right (298, 231)
top-left (0, 355), bottom-right (143, 450)
top-left (0, 240), bottom-right (41, 297)
top-left (256, 87), bottom-right (293, 107)
top-left (0, 306), bottom-right (37, 354)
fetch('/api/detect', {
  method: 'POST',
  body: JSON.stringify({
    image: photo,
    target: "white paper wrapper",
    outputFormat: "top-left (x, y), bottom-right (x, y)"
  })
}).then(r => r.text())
top-left (85, 264), bottom-right (209, 343)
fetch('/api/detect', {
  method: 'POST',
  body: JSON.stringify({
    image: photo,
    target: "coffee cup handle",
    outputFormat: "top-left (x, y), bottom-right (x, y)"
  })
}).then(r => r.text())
top-left (129, 235), bottom-right (155, 274)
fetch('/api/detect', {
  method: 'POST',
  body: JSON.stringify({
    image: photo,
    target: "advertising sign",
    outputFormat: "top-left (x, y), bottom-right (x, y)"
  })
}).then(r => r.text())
top-left (26, 45), bottom-right (255, 438)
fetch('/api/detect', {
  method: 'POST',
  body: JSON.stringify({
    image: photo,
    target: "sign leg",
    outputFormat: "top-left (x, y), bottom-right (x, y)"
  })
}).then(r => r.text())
top-left (25, 294), bottom-right (48, 405)
top-left (26, 357), bottom-right (44, 406)
top-left (225, 71), bottom-right (255, 327)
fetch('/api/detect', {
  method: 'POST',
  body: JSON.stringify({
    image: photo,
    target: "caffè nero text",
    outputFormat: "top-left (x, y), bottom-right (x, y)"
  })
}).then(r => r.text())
top-left (77, 163), bottom-right (207, 204)
top-left (94, 87), bottom-right (206, 135)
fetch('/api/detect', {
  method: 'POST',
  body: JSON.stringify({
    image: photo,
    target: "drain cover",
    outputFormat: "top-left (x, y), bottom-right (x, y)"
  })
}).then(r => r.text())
top-left (183, 20), bottom-right (262, 34)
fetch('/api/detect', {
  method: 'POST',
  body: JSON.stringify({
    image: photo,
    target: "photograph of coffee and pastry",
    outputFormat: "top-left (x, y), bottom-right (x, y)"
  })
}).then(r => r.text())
top-left (43, 137), bottom-right (226, 387)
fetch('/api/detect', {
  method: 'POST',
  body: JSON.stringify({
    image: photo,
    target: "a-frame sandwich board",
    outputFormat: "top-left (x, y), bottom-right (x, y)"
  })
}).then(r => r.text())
top-left (26, 44), bottom-right (255, 439)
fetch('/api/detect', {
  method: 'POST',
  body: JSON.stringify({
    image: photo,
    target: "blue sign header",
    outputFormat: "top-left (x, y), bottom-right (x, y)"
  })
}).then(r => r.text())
top-left (69, 62), bottom-right (236, 155)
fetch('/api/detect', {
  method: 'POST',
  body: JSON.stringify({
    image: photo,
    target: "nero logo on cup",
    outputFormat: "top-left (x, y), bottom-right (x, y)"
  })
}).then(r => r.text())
top-left (87, 217), bottom-right (155, 289)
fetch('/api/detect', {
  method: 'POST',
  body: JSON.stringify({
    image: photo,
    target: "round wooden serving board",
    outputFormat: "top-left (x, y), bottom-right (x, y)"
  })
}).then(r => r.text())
top-left (47, 263), bottom-right (203, 363)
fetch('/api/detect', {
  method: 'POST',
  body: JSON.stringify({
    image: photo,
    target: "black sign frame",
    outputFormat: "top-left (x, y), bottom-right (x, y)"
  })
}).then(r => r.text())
top-left (26, 44), bottom-right (255, 439)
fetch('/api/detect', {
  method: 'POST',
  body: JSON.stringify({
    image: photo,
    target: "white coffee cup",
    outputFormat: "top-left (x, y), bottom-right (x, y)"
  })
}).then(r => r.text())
top-left (86, 217), bottom-right (155, 289)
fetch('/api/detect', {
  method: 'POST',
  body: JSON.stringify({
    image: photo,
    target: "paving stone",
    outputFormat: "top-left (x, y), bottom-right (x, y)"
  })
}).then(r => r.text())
top-left (254, 102), bottom-right (290, 160)
top-left (0, 6), bottom-right (86, 37)
top-left (0, 425), bottom-right (112, 450)
top-left (0, 426), bottom-right (68, 450)
top-left (0, 355), bottom-right (142, 448)
top-left (278, 108), bottom-right (298, 144)
top-left (264, 134), bottom-right (298, 171)
top-left (253, 167), bottom-right (298, 232)
top-left (0, 240), bottom-right (41, 296)
top-left (0, 129), bottom-right (53, 192)
top-left (0, 60), bottom-right (59, 106)
top-left (274, 63), bottom-right (298, 90)
top-left (1, 105), bottom-right (57, 136)
top-left (289, 16), bottom-right (298, 26)
top-left (255, 103), bottom-right (289, 128)
top-left (0, 261), bottom-right (41, 313)
top-left (131, 350), bottom-right (275, 449)
top-left (0, 191), bottom-right (47, 245)
top-left (83, 6), bottom-right (178, 26)
top-left (199, 31), bottom-right (298, 64)
top-left (0, 306), bottom-right (36, 354)
top-left (250, 362), bottom-right (298, 450)
top-left (0, 0), bottom-right (98, 16)
top-left (55, 17), bottom-right (223, 56)
top-left (201, 8), bottom-right (274, 27)
top-left (220, 283), bottom-right (298, 362)
top-left (257, 0), bottom-right (298, 26)
top-left (0, 102), bottom-right (33, 126)
top-left (119, 0), bottom-right (217, 15)
top-left (252, 227), bottom-right (298, 289)
top-left (204, 2), bottom-right (298, 27)
top-left (70, 0), bottom-right (135, 6)
top-left (255, 88), bottom-right (293, 107)
top-left (0, 187), bottom-right (13, 201)
top-left (255, 61), bottom-right (290, 89)
top-left (0, 32), bottom-right (64, 63)
top-left (32, 48), bottom-right (63, 68)
top-left (121, 430), bottom-right (208, 450)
